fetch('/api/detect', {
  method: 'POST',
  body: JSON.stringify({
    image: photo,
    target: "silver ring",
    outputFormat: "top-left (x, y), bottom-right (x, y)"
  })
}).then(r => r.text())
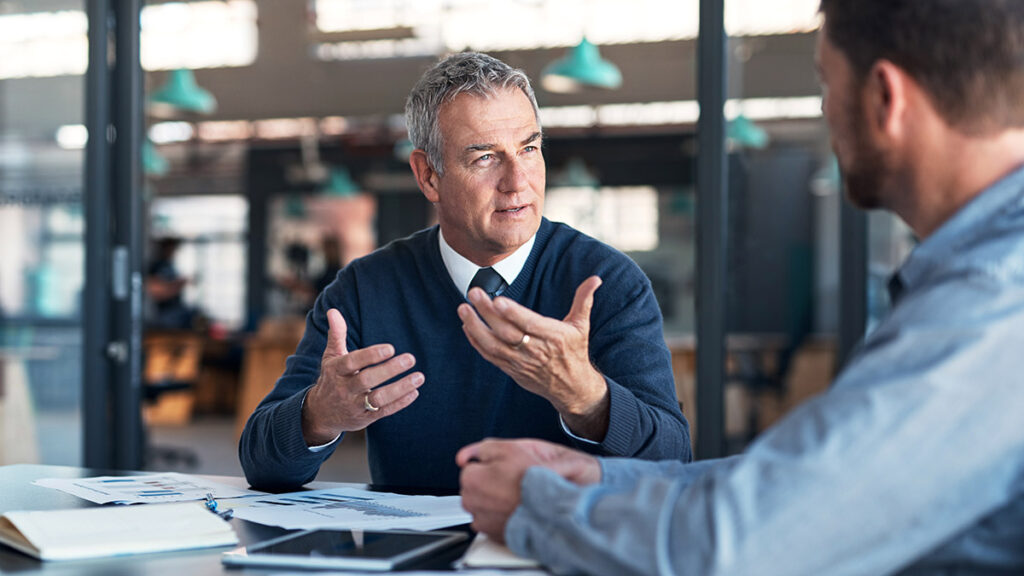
top-left (363, 393), bottom-right (380, 412)
top-left (512, 333), bottom-right (531, 349)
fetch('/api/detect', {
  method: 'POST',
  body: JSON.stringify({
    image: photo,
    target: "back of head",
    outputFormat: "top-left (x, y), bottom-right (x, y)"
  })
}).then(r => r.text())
top-left (404, 52), bottom-right (539, 175)
top-left (819, 0), bottom-right (1024, 135)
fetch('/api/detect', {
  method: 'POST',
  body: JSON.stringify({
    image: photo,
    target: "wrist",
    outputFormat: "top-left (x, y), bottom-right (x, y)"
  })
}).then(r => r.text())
top-left (561, 369), bottom-right (608, 417)
top-left (559, 371), bottom-right (610, 441)
top-left (301, 385), bottom-right (339, 446)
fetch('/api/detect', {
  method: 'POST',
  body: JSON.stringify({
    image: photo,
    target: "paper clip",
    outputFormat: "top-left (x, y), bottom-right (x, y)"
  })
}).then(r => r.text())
top-left (205, 492), bottom-right (235, 521)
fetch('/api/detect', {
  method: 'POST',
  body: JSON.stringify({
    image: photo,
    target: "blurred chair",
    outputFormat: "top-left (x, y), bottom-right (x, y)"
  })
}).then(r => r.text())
top-left (235, 316), bottom-right (306, 438)
top-left (143, 331), bottom-right (204, 468)
top-left (234, 313), bottom-right (305, 434)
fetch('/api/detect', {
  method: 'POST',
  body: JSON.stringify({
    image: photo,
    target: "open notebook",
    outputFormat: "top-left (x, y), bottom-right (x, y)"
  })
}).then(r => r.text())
top-left (0, 502), bottom-right (237, 561)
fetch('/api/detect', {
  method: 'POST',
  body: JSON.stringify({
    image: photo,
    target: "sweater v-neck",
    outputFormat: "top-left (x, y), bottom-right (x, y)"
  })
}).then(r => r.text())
top-left (427, 218), bottom-right (554, 307)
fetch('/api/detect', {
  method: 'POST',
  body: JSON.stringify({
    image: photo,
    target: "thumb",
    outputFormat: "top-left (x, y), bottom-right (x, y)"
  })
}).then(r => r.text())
top-left (323, 308), bottom-right (349, 359)
top-left (455, 442), bottom-right (483, 468)
top-left (564, 276), bottom-right (602, 327)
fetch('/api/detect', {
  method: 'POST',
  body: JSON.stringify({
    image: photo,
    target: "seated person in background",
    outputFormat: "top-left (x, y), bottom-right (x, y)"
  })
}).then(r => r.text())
top-left (145, 236), bottom-right (196, 330)
top-left (240, 52), bottom-right (691, 492)
top-left (457, 1), bottom-right (1024, 574)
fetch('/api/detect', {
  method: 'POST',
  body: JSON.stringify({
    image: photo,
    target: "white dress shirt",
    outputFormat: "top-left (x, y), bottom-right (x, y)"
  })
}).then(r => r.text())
top-left (438, 227), bottom-right (535, 297)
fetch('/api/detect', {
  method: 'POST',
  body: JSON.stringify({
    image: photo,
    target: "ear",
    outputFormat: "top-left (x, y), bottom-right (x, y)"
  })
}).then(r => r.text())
top-left (865, 60), bottom-right (910, 142)
top-left (409, 149), bottom-right (441, 203)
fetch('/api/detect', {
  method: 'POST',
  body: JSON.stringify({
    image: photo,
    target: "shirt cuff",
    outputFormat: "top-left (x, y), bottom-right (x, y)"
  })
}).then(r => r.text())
top-left (300, 388), bottom-right (341, 452)
top-left (559, 415), bottom-right (600, 446)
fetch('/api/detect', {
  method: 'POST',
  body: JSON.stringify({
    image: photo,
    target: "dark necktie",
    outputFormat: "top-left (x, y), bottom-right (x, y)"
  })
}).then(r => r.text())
top-left (469, 267), bottom-right (507, 298)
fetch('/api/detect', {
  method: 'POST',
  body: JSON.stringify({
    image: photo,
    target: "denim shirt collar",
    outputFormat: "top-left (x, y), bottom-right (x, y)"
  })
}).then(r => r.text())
top-left (892, 163), bottom-right (1024, 300)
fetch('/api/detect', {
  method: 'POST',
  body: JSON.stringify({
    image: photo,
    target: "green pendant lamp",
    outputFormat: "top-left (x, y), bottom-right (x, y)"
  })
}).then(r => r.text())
top-left (551, 157), bottom-right (600, 188)
top-left (142, 139), bottom-right (169, 177)
top-left (541, 38), bottom-right (623, 93)
top-left (149, 69), bottom-right (217, 115)
top-left (320, 167), bottom-right (360, 197)
top-left (727, 114), bottom-right (769, 150)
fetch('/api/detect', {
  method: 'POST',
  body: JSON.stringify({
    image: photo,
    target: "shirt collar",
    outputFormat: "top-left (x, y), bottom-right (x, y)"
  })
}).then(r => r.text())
top-left (438, 228), bottom-right (536, 297)
top-left (896, 163), bottom-right (1024, 294)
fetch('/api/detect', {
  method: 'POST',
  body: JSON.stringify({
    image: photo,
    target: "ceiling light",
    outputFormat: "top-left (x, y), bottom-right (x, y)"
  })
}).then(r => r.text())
top-left (541, 38), bottom-right (622, 93)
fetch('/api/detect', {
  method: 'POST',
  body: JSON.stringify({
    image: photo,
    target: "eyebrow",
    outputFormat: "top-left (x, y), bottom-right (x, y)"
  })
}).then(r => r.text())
top-left (463, 131), bottom-right (543, 154)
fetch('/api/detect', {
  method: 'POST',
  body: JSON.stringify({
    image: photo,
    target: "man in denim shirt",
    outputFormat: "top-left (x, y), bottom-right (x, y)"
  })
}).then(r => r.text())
top-left (458, 1), bottom-right (1024, 574)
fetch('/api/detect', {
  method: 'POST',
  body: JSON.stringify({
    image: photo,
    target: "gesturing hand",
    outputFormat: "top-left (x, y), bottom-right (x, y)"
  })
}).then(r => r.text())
top-left (457, 438), bottom-right (601, 542)
top-left (457, 276), bottom-right (610, 440)
top-left (301, 308), bottom-right (424, 446)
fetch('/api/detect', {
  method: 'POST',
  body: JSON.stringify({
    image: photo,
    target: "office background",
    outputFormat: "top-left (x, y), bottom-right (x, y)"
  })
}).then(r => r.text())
top-left (0, 0), bottom-right (915, 476)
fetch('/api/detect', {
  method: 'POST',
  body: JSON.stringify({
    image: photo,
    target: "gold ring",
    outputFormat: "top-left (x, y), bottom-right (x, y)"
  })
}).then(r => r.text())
top-left (363, 393), bottom-right (380, 412)
top-left (512, 333), bottom-right (531, 349)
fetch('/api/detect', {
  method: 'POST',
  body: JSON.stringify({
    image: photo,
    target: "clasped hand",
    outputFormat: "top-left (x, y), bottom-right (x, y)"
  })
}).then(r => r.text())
top-left (457, 438), bottom-right (601, 542)
top-left (457, 275), bottom-right (609, 439)
top-left (302, 308), bottom-right (424, 446)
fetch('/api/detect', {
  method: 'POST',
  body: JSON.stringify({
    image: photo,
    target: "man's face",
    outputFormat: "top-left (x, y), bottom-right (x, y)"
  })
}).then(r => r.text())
top-left (426, 88), bottom-right (545, 266)
top-left (816, 24), bottom-right (891, 210)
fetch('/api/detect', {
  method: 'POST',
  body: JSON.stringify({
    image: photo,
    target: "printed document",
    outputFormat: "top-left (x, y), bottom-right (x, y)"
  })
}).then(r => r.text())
top-left (227, 487), bottom-right (471, 531)
top-left (35, 473), bottom-right (264, 505)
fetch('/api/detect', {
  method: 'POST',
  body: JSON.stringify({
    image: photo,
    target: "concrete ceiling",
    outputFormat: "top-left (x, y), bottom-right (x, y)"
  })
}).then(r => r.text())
top-left (0, 0), bottom-right (820, 139)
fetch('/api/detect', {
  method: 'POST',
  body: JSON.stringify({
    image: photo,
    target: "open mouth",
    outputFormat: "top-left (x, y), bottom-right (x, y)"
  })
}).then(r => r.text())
top-left (497, 206), bottom-right (526, 214)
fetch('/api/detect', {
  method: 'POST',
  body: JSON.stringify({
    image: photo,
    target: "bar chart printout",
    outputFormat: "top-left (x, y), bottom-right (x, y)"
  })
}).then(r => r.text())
top-left (34, 473), bottom-right (263, 504)
top-left (229, 487), bottom-right (471, 531)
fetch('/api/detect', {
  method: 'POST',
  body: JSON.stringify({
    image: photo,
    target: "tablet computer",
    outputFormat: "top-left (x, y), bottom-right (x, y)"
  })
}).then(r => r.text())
top-left (221, 529), bottom-right (468, 571)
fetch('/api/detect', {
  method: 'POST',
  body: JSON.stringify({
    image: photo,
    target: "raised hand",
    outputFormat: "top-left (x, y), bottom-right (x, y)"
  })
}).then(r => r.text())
top-left (301, 308), bottom-right (424, 445)
top-left (457, 276), bottom-right (610, 440)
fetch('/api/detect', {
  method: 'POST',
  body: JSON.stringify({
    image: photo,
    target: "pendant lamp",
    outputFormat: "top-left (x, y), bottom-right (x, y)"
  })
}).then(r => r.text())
top-left (149, 69), bottom-right (217, 115)
top-left (727, 114), bottom-right (769, 150)
top-left (142, 139), bottom-right (169, 177)
top-left (541, 38), bottom-right (622, 93)
top-left (320, 167), bottom-right (360, 198)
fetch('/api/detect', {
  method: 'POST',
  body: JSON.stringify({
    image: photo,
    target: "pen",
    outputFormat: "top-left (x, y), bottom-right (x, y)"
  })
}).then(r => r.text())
top-left (205, 492), bottom-right (235, 521)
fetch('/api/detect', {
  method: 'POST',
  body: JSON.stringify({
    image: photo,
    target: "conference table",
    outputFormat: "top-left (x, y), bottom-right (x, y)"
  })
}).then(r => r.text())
top-left (0, 464), bottom-right (479, 575)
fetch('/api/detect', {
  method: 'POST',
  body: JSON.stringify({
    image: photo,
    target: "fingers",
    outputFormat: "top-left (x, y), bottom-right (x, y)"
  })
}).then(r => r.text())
top-left (458, 302), bottom-right (507, 360)
top-left (465, 288), bottom-right (543, 347)
top-left (330, 343), bottom-right (397, 376)
top-left (324, 308), bottom-right (349, 358)
top-left (350, 351), bottom-right (416, 389)
top-left (564, 276), bottom-right (602, 326)
top-left (365, 371), bottom-right (425, 413)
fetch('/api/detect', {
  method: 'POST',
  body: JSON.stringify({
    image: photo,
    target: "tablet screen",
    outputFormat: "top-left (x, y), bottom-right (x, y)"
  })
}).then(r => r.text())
top-left (223, 529), bottom-right (468, 571)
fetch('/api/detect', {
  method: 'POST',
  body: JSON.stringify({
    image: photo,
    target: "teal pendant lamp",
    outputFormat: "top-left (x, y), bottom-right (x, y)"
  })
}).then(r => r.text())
top-left (142, 139), bottom-right (169, 177)
top-left (320, 167), bottom-right (360, 198)
top-left (551, 157), bottom-right (600, 188)
top-left (150, 69), bottom-right (217, 115)
top-left (727, 114), bottom-right (769, 150)
top-left (541, 38), bottom-right (622, 93)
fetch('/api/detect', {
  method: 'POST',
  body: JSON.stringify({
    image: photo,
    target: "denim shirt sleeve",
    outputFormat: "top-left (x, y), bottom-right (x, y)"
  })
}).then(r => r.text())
top-left (506, 291), bottom-right (1024, 575)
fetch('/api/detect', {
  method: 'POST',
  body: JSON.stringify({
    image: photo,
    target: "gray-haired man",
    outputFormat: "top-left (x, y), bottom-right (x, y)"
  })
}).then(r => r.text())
top-left (240, 52), bottom-right (691, 492)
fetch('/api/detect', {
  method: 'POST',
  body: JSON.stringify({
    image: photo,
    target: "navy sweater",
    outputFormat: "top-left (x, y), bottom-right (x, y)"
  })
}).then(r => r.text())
top-left (240, 218), bottom-right (691, 491)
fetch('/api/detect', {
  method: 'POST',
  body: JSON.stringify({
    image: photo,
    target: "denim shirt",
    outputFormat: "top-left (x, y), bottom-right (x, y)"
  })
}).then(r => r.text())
top-left (505, 164), bottom-right (1024, 576)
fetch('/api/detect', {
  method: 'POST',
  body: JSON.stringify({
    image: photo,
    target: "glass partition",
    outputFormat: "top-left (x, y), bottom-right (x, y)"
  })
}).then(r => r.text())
top-left (0, 1), bottom-right (86, 466)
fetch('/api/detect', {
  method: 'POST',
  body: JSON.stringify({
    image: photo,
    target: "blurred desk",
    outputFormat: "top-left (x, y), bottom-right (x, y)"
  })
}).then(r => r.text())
top-left (0, 464), bottom-right (475, 575)
top-left (0, 347), bottom-right (58, 466)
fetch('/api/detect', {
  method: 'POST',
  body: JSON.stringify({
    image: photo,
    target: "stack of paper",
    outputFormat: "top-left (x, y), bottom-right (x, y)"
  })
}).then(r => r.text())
top-left (34, 473), bottom-right (263, 505)
top-left (228, 487), bottom-right (472, 531)
top-left (0, 502), bottom-right (238, 561)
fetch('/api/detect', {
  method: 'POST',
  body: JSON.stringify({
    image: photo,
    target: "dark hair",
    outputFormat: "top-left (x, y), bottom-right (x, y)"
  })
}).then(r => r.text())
top-left (819, 0), bottom-right (1024, 134)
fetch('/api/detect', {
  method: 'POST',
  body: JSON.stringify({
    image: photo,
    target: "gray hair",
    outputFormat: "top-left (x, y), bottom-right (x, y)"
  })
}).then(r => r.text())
top-left (404, 52), bottom-right (540, 176)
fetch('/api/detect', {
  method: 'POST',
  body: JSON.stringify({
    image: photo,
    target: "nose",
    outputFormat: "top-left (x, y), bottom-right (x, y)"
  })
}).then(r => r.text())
top-left (498, 157), bottom-right (530, 194)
